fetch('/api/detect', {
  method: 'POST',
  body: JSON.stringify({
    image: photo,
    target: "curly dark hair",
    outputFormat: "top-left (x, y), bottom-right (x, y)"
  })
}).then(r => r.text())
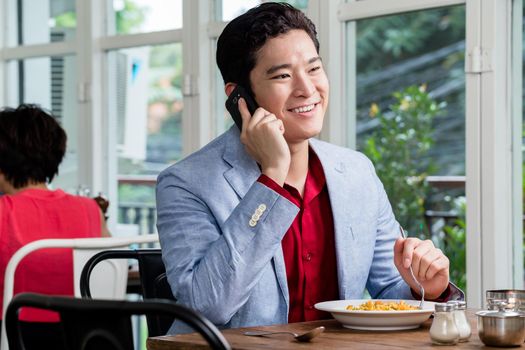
top-left (216, 2), bottom-right (319, 96)
top-left (0, 104), bottom-right (67, 188)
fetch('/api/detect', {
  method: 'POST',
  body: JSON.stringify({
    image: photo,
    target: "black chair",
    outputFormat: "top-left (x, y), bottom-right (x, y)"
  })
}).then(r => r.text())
top-left (79, 249), bottom-right (175, 336)
top-left (6, 293), bottom-right (231, 350)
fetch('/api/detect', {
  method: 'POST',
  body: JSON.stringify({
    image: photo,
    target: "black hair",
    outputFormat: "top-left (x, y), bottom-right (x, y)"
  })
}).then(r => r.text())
top-left (216, 2), bottom-right (319, 96)
top-left (0, 104), bottom-right (67, 188)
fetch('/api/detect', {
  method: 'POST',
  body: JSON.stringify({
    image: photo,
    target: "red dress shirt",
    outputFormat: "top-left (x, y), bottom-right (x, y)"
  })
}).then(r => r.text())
top-left (258, 149), bottom-right (339, 322)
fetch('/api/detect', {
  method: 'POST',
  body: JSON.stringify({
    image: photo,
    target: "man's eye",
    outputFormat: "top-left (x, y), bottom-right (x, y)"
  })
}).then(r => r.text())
top-left (272, 74), bottom-right (290, 80)
top-left (310, 66), bottom-right (321, 73)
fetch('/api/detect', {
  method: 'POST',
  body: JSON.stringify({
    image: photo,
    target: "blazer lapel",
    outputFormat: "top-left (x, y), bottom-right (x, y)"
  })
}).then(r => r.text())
top-left (222, 128), bottom-right (261, 199)
top-left (310, 139), bottom-right (357, 299)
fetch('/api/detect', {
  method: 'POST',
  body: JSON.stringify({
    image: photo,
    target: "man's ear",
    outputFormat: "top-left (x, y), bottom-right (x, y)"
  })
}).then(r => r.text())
top-left (224, 82), bottom-right (237, 97)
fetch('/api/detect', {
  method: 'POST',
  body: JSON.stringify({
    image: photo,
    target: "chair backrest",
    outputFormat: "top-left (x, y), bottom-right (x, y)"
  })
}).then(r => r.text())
top-left (80, 249), bottom-right (175, 336)
top-left (1, 234), bottom-right (159, 350)
top-left (6, 293), bottom-right (231, 350)
top-left (73, 249), bottom-right (129, 299)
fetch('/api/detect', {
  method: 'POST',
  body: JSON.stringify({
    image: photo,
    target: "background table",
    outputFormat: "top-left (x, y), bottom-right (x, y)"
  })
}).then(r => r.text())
top-left (147, 309), bottom-right (503, 349)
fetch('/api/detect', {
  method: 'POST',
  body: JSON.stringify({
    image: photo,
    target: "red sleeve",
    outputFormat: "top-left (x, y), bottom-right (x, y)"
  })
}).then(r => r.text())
top-left (257, 175), bottom-right (298, 206)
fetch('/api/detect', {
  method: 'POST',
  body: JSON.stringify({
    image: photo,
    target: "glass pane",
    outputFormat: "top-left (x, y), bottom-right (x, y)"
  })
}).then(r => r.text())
top-left (5, 56), bottom-right (78, 192)
top-left (7, 0), bottom-right (76, 46)
top-left (220, 0), bottom-right (308, 21)
top-left (110, 0), bottom-right (183, 35)
top-left (108, 43), bottom-right (182, 233)
top-left (348, 6), bottom-right (466, 290)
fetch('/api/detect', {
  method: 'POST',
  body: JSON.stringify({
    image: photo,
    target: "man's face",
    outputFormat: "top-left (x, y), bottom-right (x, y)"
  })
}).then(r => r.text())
top-left (249, 29), bottom-right (329, 144)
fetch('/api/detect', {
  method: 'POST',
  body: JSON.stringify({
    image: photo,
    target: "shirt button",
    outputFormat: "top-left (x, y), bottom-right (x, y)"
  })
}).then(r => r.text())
top-left (308, 304), bottom-right (314, 310)
top-left (305, 252), bottom-right (312, 261)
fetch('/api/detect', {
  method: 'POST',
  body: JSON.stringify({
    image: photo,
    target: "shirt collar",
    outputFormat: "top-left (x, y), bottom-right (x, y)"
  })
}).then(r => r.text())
top-left (304, 147), bottom-right (326, 204)
top-left (284, 147), bottom-right (326, 205)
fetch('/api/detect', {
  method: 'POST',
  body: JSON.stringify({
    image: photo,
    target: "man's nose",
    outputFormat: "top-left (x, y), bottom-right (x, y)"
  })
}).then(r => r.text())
top-left (293, 74), bottom-right (316, 97)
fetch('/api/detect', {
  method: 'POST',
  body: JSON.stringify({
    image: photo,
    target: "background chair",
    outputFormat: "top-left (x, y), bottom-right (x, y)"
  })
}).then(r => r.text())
top-left (1, 234), bottom-right (159, 350)
top-left (6, 292), bottom-right (231, 350)
top-left (80, 249), bottom-right (175, 336)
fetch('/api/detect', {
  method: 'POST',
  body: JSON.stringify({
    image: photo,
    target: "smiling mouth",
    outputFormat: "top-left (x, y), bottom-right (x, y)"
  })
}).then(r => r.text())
top-left (288, 102), bottom-right (318, 114)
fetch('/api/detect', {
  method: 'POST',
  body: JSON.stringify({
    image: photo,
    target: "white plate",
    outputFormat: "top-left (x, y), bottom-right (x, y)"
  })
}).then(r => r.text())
top-left (315, 299), bottom-right (435, 331)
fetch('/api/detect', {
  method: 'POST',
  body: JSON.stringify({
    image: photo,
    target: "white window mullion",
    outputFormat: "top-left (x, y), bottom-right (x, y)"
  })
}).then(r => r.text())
top-left (101, 0), bottom-right (118, 231)
top-left (479, 0), bottom-right (516, 294)
top-left (511, 0), bottom-right (523, 289)
top-left (312, 0), bottom-right (347, 147)
top-left (0, 0), bottom-right (5, 107)
top-left (0, 60), bottom-right (4, 108)
top-left (75, 0), bottom-right (106, 196)
top-left (464, 0), bottom-right (483, 308)
top-left (1, 41), bottom-right (76, 60)
top-left (99, 29), bottom-right (183, 51)
top-left (466, 0), bottom-right (519, 307)
top-left (207, 20), bottom-right (226, 38)
top-left (344, 21), bottom-right (356, 150)
top-left (182, 0), bottom-right (213, 156)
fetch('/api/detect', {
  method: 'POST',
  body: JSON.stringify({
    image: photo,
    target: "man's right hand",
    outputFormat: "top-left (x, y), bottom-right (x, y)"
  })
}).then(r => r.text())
top-left (238, 97), bottom-right (290, 186)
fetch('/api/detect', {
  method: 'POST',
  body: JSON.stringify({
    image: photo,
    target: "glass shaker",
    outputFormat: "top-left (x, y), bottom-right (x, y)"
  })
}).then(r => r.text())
top-left (429, 303), bottom-right (460, 345)
top-left (448, 300), bottom-right (471, 342)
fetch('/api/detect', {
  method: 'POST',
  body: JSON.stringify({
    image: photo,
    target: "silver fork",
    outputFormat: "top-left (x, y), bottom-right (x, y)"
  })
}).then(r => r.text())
top-left (399, 226), bottom-right (425, 309)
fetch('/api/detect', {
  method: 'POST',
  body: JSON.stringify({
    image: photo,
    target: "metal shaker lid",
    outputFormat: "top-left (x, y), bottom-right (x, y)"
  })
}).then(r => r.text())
top-left (447, 300), bottom-right (466, 310)
top-left (435, 303), bottom-right (455, 312)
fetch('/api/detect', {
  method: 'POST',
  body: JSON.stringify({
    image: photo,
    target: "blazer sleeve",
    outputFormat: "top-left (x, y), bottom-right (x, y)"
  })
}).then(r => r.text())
top-left (156, 170), bottom-right (299, 325)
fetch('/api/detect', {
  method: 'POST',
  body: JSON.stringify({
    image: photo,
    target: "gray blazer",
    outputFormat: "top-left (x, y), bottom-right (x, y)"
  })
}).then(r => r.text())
top-left (156, 127), bottom-right (458, 334)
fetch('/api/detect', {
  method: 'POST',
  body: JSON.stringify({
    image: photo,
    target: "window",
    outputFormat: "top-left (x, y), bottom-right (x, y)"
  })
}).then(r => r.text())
top-left (353, 6), bottom-right (465, 175)
top-left (339, 0), bottom-right (523, 305)
top-left (346, 5), bottom-right (467, 292)
top-left (6, 55), bottom-right (78, 192)
top-left (5, 0), bottom-right (76, 46)
top-left (110, 0), bottom-right (183, 35)
top-left (108, 43), bottom-right (183, 232)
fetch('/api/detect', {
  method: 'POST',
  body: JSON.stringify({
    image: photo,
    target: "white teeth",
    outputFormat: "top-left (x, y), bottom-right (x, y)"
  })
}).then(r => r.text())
top-left (291, 104), bottom-right (315, 113)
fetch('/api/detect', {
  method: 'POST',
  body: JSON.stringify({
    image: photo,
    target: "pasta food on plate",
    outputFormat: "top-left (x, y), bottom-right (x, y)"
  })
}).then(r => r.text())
top-left (346, 300), bottom-right (419, 311)
top-left (315, 299), bottom-right (435, 330)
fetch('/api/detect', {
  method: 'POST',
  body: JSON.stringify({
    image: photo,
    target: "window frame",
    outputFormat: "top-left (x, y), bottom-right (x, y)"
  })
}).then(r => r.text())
top-left (335, 0), bottom-right (523, 307)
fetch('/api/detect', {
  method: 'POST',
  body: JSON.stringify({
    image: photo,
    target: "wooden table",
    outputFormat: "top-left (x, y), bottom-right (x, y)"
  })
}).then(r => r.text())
top-left (147, 309), bottom-right (504, 349)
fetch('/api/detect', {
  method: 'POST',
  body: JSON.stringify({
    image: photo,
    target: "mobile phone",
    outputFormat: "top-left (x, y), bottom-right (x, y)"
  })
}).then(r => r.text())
top-left (225, 85), bottom-right (258, 130)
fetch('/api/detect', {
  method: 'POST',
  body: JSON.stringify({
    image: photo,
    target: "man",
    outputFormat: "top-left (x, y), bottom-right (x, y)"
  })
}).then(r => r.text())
top-left (156, 2), bottom-right (462, 334)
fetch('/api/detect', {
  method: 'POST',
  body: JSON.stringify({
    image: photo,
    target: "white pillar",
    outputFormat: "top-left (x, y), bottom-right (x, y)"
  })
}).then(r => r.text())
top-left (75, 0), bottom-right (106, 195)
top-left (182, 0), bottom-right (213, 155)
top-left (311, 0), bottom-right (348, 147)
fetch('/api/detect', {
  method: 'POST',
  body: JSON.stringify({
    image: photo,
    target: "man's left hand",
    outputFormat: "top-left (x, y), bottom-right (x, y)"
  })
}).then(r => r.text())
top-left (393, 237), bottom-right (450, 300)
